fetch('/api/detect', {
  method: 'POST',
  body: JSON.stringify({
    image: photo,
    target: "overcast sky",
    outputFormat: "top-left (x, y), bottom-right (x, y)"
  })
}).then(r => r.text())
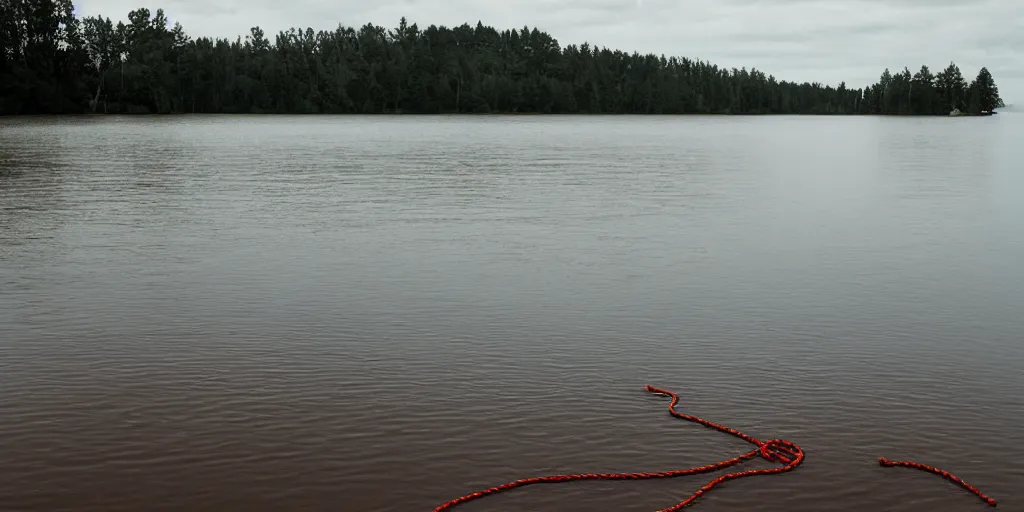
top-left (77, 0), bottom-right (1021, 103)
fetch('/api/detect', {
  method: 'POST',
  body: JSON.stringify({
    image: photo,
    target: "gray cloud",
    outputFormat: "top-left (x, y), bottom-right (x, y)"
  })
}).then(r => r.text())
top-left (76, 0), bottom-right (1021, 101)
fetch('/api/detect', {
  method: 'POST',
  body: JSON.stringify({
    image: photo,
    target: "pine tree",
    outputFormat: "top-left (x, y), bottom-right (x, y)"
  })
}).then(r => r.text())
top-left (974, 67), bottom-right (1002, 112)
top-left (0, 1), bottom-right (1007, 116)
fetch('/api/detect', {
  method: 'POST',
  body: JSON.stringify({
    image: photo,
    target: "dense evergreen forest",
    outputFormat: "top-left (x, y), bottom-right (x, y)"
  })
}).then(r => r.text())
top-left (0, 0), bottom-right (1005, 115)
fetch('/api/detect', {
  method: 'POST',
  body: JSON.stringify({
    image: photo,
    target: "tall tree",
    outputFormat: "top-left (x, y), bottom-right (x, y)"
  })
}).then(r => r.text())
top-left (911, 65), bottom-right (936, 115)
top-left (936, 62), bottom-right (967, 112)
top-left (973, 67), bottom-right (1002, 113)
top-left (0, 1), bottom-right (1008, 117)
top-left (82, 15), bottom-right (116, 111)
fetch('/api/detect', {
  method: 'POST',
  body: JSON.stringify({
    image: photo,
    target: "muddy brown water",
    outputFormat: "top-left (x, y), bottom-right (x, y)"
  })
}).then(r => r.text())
top-left (2, 115), bottom-right (1022, 511)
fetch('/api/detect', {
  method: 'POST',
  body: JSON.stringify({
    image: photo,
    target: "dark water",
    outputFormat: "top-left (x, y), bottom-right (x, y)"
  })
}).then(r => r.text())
top-left (1, 115), bottom-right (1022, 512)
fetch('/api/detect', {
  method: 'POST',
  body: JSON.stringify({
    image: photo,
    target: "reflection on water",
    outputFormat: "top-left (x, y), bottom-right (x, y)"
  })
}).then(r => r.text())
top-left (1, 114), bottom-right (1023, 512)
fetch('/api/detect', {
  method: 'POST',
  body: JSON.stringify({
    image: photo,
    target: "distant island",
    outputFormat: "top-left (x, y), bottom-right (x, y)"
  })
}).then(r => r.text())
top-left (0, 4), bottom-right (1005, 116)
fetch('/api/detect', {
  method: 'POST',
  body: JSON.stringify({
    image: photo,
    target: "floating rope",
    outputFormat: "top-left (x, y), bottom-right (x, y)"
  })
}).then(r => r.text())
top-left (433, 385), bottom-right (802, 512)
top-left (879, 457), bottom-right (997, 506)
top-left (433, 385), bottom-right (997, 510)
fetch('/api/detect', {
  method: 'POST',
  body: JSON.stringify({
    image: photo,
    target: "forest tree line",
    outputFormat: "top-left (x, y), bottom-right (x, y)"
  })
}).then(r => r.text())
top-left (0, 0), bottom-right (1005, 116)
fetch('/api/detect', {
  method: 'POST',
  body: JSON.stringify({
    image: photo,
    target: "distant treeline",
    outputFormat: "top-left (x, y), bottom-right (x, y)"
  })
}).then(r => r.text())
top-left (0, 1), bottom-right (1005, 115)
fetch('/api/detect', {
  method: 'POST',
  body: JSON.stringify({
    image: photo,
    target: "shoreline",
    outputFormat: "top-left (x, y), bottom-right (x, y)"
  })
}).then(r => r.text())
top-left (3, 111), bottom-right (1000, 118)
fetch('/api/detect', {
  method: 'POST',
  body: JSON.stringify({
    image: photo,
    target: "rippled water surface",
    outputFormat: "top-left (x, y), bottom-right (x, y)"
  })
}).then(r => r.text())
top-left (2, 115), bottom-right (1023, 512)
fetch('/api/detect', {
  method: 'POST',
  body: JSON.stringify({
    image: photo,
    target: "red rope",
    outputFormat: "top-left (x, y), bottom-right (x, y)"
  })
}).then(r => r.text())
top-left (433, 385), bottom-right (803, 512)
top-left (433, 385), bottom-right (997, 511)
top-left (879, 457), bottom-right (997, 506)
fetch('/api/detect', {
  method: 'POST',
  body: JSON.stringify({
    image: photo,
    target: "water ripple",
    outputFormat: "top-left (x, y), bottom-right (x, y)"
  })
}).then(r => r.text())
top-left (1, 114), bottom-right (1023, 511)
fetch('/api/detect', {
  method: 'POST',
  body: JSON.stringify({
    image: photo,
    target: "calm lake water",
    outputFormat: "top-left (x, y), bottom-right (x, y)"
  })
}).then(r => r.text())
top-left (1, 115), bottom-right (1022, 512)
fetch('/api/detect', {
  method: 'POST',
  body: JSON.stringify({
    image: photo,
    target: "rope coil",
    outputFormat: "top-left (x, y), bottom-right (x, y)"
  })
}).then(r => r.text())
top-left (433, 385), bottom-right (996, 510)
